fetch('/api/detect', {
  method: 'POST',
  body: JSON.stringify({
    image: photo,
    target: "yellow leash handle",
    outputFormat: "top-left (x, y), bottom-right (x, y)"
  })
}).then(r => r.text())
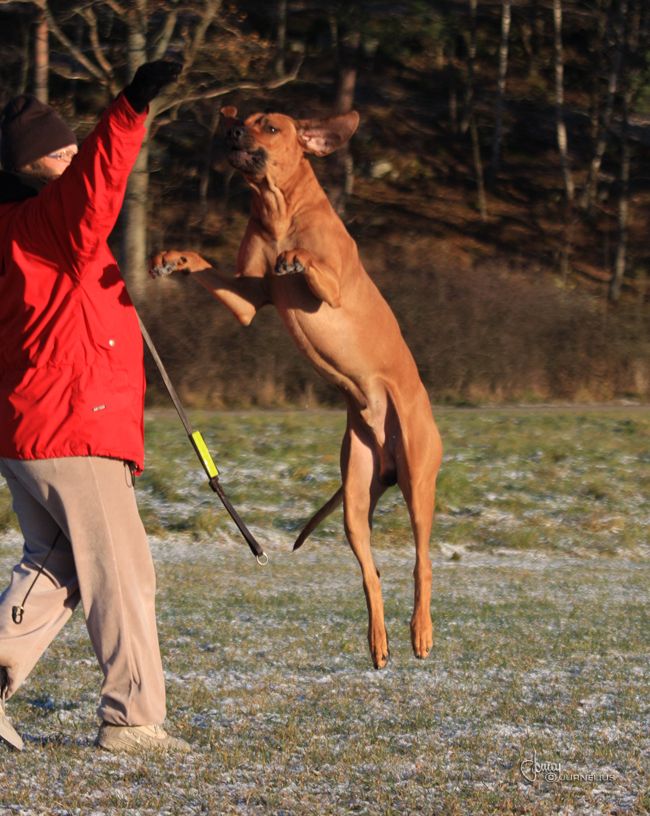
top-left (190, 431), bottom-right (219, 479)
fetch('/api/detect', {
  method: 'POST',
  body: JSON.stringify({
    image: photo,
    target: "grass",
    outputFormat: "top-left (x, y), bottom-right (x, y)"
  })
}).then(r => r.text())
top-left (1, 407), bottom-right (649, 814)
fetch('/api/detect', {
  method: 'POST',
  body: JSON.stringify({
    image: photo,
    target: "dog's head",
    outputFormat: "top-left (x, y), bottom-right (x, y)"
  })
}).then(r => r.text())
top-left (221, 106), bottom-right (359, 185)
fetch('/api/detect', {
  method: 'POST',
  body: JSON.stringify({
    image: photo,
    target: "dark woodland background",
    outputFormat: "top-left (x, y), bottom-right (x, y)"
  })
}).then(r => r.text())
top-left (1, 0), bottom-right (650, 406)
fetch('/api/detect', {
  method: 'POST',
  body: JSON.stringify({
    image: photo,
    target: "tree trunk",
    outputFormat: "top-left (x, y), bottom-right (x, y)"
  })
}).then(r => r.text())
top-left (276, 0), bottom-right (287, 77)
top-left (334, 33), bottom-right (359, 116)
top-left (554, 0), bottom-right (573, 286)
top-left (589, 72), bottom-right (600, 142)
top-left (589, 0), bottom-right (607, 141)
top-left (637, 271), bottom-right (646, 327)
top-left (34, 9), bottom-right (49, 104)
top-left (470, 113), bottom-right (487, 221)
top-left (121, 139), bottom-right (151, 304)
top-left (69, 16), bottom-right (84, 112)
top-left (580, 0), bottom-right (627, 212)
top-left (328, 13), bottom-right (338, 52)
top-left (448, 38), bottom-right (458, 135)
top-left (489, 0), bottom-right (511, 186)
top-left (609, 86), bottom-right (630, 302)
top-left (465, 0), bottom-right (487, 220)
top-left (553, 0), bottom-right (574, 202)
top-left (126, 12), bottom-right (147, 83)
top-left (521, 0), bottom-right (541, 76)
top-left (329, 31), bottom-right (360, 218)
top-left (199, 104), bottom-right (221, 246)
top-left (120, 18), bottom-right (149, 303)
top-left (519, 18), bottom-right (533, 76)
top-left (18, 17), bottom-right (30, 95)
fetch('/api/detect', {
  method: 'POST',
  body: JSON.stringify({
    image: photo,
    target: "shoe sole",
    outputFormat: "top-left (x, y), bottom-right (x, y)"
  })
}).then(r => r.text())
top-left (97, 735), bottom-right (190, 753)
top-left (0, 716), bottom-right (24, 751)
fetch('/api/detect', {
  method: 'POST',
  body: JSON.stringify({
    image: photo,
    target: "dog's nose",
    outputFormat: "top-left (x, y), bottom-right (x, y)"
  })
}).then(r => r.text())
top-left (227, 126), bottom-right (246, 142)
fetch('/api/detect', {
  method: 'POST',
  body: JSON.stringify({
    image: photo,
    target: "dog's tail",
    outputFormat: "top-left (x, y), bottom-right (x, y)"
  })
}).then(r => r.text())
top-left (293, 486), bottom-right (344, 551)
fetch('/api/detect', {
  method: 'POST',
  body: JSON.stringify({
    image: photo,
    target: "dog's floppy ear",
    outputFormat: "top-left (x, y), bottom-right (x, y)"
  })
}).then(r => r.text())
top-left (295, 111), bottom-right (360, 157)
top-left (221, 106), bottom-right (243, 131)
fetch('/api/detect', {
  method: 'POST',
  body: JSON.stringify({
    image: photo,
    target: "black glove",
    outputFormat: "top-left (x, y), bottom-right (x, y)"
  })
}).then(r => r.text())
top-left (123, 60), bottom-right (183, 114)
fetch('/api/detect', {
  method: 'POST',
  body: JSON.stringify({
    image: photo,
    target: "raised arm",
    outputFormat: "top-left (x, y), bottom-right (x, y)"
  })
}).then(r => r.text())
top-left (28, 61), bottom-right (181, 276)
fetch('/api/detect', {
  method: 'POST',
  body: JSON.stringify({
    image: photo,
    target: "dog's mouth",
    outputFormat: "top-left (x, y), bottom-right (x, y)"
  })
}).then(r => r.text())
top-left (225, 127), bottom-right (268, 176)
top-left (227, 146), bottom-right (268, 176)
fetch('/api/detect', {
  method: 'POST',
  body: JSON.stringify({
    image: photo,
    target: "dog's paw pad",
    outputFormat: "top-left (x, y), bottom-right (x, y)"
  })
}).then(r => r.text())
top-left (150, 261), bottom-right (178, 279)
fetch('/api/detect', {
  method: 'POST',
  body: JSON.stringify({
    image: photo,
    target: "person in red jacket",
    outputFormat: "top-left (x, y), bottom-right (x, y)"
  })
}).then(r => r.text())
top-left (0, 61), bottom-right (188, 753)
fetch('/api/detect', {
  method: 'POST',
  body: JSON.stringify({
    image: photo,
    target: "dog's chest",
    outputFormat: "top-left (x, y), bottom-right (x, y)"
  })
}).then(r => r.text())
top-left (267, 270), bottom-right (316, 315)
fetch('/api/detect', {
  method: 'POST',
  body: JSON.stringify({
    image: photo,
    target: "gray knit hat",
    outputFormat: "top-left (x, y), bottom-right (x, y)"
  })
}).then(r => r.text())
top-left (0, 95), bottom-right (77, 171)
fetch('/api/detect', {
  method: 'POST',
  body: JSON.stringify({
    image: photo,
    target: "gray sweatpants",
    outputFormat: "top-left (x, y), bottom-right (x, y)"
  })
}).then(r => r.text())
top-left (0, 456), bottom-right (166, 726)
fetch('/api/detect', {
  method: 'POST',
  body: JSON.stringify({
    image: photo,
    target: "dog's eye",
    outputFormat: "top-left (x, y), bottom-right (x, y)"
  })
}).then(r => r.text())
top-left (265, 125), bottom-right (279, 134)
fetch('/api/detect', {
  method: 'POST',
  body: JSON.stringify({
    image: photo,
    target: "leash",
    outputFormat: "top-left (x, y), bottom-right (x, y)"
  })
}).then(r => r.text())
top-left (137, 314), bottom-right (267, 565)
top-left (12, 528), bottom-right (62, 624)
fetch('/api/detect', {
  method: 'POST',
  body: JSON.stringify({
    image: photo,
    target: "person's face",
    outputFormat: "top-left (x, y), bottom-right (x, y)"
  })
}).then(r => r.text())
top-left (39, 144), bottom-right (78, 179)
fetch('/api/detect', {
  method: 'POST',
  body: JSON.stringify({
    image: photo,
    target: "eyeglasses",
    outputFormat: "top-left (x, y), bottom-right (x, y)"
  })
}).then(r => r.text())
top-left (47, 149), bottom-right (78, 162)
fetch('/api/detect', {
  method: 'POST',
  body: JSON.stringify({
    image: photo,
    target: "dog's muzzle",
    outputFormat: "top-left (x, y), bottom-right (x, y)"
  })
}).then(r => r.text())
top-left (226, 127), bottom-right (267, 175)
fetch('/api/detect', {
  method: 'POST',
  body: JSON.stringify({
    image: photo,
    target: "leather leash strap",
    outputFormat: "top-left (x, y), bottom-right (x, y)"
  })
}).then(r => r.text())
top-left (137, 314), bottom-right (267, 565)
top-left (12, 529), bottom-right (63, 624)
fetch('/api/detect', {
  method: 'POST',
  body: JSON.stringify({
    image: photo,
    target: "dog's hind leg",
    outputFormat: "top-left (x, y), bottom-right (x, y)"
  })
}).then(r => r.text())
top-left (341, 423), bottom-right (389, 669)
top-left (404, 474), bottom-right (436, 660)
top-left (396, 406), bottom-right (443, 660)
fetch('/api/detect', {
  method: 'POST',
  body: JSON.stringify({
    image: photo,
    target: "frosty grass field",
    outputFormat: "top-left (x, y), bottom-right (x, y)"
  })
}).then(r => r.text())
top-left (1, 407), bottom-right (649, 815)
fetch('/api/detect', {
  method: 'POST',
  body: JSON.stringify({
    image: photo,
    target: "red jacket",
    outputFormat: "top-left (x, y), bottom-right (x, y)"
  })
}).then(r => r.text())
top-left (0, 94), bottom-right (148, 471)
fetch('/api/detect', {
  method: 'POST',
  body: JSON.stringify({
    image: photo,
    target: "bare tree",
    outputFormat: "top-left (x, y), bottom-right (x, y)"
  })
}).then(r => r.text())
top-left (276, 0), bottom-right (287, 77)
top-left (609, 0), bottom-right (639, 301)
top-left (34, 6), bottom-right (48, 103)
top-left (465, 0), bottom-right (487, 220)
top-left (447, 36), bottom-right (458, 135)
top-left (518, 0), bottom-right (544, 78)
top-left (118, 0), bottom-right (183, 303)
top-left (588, 0), bottom-right (607, 141)
top-left (328, 28), bottom-right (360, 217)
top-left (552, 0), bottom-right (573, 202)
top-left (197, 101), bottom-right (221, 245)
top-left (489, 0), bottom-right (511, 186)
top-left (580, 0), bottom-right (627, 212)
top-left (609, 82), bottom-right (630, 302)
top-left (552, 0), bottom-right (574, 284)
top-left (334, 32), bottom-right (359, 116)
top-left (18, 13), bottom-right (31, 95)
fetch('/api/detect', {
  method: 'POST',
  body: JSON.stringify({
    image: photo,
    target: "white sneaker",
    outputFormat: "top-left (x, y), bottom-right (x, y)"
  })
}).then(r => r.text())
top-left (97, 722), bottom-right (190, 753)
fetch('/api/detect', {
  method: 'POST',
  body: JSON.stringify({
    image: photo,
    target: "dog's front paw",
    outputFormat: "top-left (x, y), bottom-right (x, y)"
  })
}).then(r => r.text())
top-left (150, 260), bottom-right (178, 279)
top-left (275, 257), bottom-right (305, 276)
top-left (275, 250), bottom-right (309, 276)
top-left (150, 250), bottom-right (210, 279)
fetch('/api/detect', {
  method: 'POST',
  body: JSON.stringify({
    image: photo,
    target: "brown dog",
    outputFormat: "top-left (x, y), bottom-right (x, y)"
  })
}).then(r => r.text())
top-left (151, 107), bottom-right (443, 669)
